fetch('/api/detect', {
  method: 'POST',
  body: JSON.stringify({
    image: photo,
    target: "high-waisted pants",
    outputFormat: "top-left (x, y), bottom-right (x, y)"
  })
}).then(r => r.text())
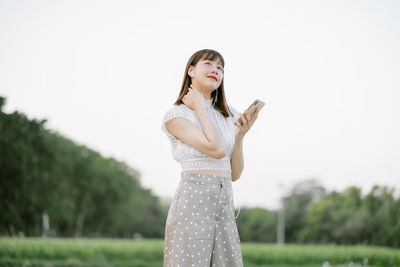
top-left (163, 172), bottom-right (244, 267)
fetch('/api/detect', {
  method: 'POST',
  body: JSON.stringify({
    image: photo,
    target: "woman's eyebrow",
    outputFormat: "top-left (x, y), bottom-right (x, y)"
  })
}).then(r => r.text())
top-left (206, 59), bottom-right (223, 66)
top-left (203, 59), bottom-right (223, 67)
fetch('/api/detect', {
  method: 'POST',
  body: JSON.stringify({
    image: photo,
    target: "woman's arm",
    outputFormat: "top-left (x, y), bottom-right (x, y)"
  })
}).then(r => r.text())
top-left (165, 105), bottom-right (226, 159)
top-left (230, 107), bottom-right (260, 182)
top-left (195, 105), bottom-right (225, 154)
top-left (165, 86), bottom-right (226, 159)
top-left (231, 137), bottom-right (244, 182)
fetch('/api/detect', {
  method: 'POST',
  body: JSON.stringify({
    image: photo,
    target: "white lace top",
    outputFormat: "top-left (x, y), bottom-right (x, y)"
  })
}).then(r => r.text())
top-left (161, 98), bottom-right (240, 173)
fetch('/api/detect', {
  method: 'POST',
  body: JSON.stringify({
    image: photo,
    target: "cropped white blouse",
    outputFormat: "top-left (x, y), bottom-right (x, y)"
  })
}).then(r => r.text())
top-left (161, 98), bottom-right (240, 173)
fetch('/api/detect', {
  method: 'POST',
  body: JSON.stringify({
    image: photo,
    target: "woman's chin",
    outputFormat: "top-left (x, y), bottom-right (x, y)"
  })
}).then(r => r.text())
top-left (198, 83), bottom-right (217, 92)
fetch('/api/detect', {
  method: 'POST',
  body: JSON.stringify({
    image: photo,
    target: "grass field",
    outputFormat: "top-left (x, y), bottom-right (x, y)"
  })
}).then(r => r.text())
top-left (0, 237), bottom-right (399, 267)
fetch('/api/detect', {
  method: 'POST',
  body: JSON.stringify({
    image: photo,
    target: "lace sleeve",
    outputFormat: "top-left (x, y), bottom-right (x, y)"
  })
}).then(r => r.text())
top-left (161, 105), bottom-right (192, 146)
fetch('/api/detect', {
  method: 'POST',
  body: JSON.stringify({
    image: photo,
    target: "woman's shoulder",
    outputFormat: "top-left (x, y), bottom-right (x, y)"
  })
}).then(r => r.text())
top-left (162, 104), bottom-right (195, 123)
top-left (161, 104), bottom-right (197, 143)
top-left (165, 103), bottom-right (194, 114)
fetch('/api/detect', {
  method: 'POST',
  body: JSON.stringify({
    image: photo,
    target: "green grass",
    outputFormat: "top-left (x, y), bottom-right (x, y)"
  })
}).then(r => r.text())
top-left (242, 242), bottom-right (400, 266)
top-left (0, 237), bottom-right (399, 267)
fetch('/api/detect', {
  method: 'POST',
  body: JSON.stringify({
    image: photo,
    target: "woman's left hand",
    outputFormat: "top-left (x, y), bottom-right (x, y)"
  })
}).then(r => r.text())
top-left (234, 107), bottom-right (259, 140)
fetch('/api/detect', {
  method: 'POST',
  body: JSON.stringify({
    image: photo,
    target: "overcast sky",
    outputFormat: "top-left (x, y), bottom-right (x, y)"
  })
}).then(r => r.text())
top-left (1, 0), bottom-right (399, 210)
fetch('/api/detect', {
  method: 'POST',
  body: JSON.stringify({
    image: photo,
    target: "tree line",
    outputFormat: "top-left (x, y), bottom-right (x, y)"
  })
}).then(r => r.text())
top-left (1, 95), bottom-right (399, 248)
top-left (0, 96), bottom-right (165, 238)
top-left (237, 179), bottom-right (400, 248)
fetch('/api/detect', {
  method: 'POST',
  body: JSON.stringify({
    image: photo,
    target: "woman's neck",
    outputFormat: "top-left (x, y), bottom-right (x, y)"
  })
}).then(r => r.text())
top-left (192, 82), bottom-right (212, 100)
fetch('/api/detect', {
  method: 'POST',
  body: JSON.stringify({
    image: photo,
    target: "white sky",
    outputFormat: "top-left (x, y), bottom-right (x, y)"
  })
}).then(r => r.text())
top-left (1, 0), bottom-right (399, 210)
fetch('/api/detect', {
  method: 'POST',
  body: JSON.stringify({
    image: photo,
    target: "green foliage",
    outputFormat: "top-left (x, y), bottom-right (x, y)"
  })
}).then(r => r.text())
top-left (299, 185), bottom-right (400, 248)
top-left (236, 207), bottom-right (277, 242)
top-left (0, 97), bottom-right (54, 236)
top-left (0, 96), bottom-right (166, 238)
top-left (282, 179), bottom-right (327, 243)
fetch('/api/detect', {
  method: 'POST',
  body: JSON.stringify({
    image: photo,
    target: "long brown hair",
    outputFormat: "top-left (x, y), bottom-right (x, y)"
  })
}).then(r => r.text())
top-left (174, 49), bottom-right (233, 118)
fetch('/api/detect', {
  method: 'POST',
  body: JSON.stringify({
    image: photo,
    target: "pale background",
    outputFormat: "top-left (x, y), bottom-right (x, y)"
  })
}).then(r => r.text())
top-left (1, 0), bottom-right (399, 210)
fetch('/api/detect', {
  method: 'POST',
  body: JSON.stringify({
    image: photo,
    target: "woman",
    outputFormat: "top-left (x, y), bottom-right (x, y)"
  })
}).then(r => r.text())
top-left (161, 49), bottom-right (259, 267)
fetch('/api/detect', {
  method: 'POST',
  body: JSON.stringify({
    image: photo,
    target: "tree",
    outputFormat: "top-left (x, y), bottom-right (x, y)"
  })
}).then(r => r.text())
top-left (236, 207), bottom-right (277, 243)
top-left (282, 178), bottom-right (327, 243)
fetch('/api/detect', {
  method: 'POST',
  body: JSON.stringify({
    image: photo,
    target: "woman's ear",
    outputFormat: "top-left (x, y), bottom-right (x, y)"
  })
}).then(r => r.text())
top-left (188, 67), bottom-right (194, 77)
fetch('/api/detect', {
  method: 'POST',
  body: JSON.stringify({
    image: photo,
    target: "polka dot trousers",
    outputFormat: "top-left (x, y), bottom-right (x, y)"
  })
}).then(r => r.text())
top-left (163, 172), bottom-right (244, 267)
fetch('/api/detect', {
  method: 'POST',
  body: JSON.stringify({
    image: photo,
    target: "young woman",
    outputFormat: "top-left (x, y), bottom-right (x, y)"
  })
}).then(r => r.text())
top-left (161, 49), bottom-right (259, 267)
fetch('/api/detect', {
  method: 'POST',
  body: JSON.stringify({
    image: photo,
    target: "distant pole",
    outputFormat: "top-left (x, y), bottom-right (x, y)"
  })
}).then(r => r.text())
top-left (277, 182), bottom-right (285, 246)
top-left (42, 211), bottom-right (49, 237)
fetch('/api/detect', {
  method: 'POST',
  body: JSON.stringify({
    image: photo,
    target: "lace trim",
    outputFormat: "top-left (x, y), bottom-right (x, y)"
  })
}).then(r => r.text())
top-left (181, 158), bottom-right (232, 172)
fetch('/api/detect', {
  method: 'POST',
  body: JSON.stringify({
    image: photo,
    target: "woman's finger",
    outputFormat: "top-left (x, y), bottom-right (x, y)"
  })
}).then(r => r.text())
top-left (240, 114), bottom-right (247, 125)
top-left (245, 112), bottom-right (251, 122)
top-left (252, 113), bottom-right (257, 122)
top-left (250, 108), bottom-right (258, 123)
top-left (253, 108), bottom-right (260, 118)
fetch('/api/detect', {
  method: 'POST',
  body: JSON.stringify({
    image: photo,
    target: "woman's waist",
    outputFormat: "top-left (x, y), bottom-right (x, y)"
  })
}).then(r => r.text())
top-left (180, 157), bottom-right (231, 170)
top-left (181, 169), bottom-right (231, 179)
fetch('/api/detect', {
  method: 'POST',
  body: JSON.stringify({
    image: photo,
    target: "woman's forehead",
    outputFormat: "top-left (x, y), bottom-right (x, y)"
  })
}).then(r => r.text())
top-left (200, 54), bottom-right (223, 65)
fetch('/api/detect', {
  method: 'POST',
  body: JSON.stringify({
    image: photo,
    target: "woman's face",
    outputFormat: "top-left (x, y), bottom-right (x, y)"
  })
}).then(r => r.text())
top-left (189, 57), bottom-right (224, 91)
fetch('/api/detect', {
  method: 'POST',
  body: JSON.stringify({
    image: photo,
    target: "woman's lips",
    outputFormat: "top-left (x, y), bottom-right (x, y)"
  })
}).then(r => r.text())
top-left (207, 76), bottom-right (217, 81)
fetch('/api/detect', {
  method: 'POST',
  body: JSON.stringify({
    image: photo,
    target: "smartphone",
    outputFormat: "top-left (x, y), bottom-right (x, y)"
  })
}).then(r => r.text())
top-left (245, 99), bottom-right (265, 117)
top-left (235, 99), bottom-right (265, 124)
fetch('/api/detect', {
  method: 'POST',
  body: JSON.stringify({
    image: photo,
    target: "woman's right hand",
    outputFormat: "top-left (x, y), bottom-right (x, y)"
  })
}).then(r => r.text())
top-left (182, 84), bottom-right (205, 111)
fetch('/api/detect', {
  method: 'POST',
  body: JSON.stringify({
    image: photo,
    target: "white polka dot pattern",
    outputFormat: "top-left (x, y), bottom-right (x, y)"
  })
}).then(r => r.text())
top-left (163, 172), bottom-right (243, 267)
